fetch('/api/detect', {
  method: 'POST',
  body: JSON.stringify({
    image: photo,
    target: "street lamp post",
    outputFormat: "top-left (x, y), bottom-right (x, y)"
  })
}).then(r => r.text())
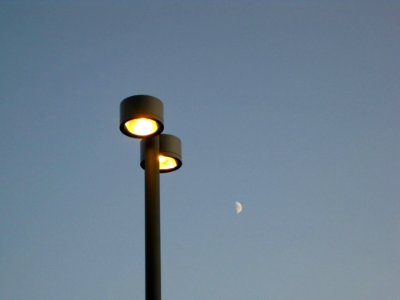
top-left (119, 95), bottom-right (182, 300)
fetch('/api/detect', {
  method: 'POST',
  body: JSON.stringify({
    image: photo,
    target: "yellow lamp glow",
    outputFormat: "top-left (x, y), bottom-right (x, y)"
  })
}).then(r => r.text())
top-left (124, 118), bottom-right (159, 137)
top-left (159, 155), bottom-right (178, 171)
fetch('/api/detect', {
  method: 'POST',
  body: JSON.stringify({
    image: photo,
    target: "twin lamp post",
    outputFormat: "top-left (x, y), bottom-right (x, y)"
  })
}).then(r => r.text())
top-left (119, 95), bottom-right (182, 300)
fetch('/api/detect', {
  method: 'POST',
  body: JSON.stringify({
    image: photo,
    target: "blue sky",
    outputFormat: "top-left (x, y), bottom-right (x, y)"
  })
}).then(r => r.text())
top-left (1, 1), bottom-right (399, 299)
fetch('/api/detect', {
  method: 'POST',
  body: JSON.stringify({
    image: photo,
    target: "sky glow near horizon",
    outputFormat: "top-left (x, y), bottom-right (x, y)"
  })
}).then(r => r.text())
top-left (1, 1), bottom-right (399, 300)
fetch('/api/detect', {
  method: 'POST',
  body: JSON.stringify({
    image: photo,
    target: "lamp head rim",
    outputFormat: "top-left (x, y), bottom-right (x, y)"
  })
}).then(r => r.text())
top-left (119, 120), bottom-right (164, 138)
top-left (140, 157), bottom-right (182, 173)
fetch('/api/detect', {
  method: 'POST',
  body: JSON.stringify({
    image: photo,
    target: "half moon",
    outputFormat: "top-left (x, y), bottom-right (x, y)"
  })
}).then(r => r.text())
top-left (235, 201), bottom-right (243, 214)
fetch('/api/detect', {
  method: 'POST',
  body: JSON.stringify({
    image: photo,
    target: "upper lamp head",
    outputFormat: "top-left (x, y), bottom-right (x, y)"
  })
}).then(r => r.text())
top-left (141, 134), bottom-right (182, 173)
top-left (120, 95), bottom-right (164, 138)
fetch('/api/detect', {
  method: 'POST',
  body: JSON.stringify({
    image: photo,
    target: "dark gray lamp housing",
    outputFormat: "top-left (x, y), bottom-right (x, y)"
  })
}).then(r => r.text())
top-left (141, 134), bottom-right (182, 173)
top-left (120, 95), bottom-right (164, 138)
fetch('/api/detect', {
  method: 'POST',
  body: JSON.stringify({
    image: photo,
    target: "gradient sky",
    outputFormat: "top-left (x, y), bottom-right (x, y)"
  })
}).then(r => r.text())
top-left (1, 1), bottom-right (399, 300)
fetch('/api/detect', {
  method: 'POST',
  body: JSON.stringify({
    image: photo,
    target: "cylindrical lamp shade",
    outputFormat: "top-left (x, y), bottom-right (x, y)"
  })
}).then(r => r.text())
top-left (120, 95), bottom-right (164, 138)
top-left (141, 134), bottom-right (182, 173)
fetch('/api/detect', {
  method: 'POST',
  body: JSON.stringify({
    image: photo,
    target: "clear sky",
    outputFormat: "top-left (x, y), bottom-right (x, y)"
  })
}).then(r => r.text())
top-left (1, 1), bottom-right (399, 299)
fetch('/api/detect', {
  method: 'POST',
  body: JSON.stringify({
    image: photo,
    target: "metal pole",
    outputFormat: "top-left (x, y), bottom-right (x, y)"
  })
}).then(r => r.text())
top-left (144, 136), bottom-right (161, 300)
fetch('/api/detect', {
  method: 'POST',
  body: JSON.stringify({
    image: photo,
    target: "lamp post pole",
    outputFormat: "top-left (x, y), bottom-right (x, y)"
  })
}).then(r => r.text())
top-left (144, 136), bottom-right (161, 300)
top-left (119, 95), bottom-right (182, 300)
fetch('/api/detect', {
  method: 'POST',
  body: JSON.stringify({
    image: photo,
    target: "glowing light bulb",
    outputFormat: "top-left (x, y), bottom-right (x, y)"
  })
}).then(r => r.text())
top-left (159, 155), bottom-right (178, 171)
top-left (124, 118), bottom-right (158, 137)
